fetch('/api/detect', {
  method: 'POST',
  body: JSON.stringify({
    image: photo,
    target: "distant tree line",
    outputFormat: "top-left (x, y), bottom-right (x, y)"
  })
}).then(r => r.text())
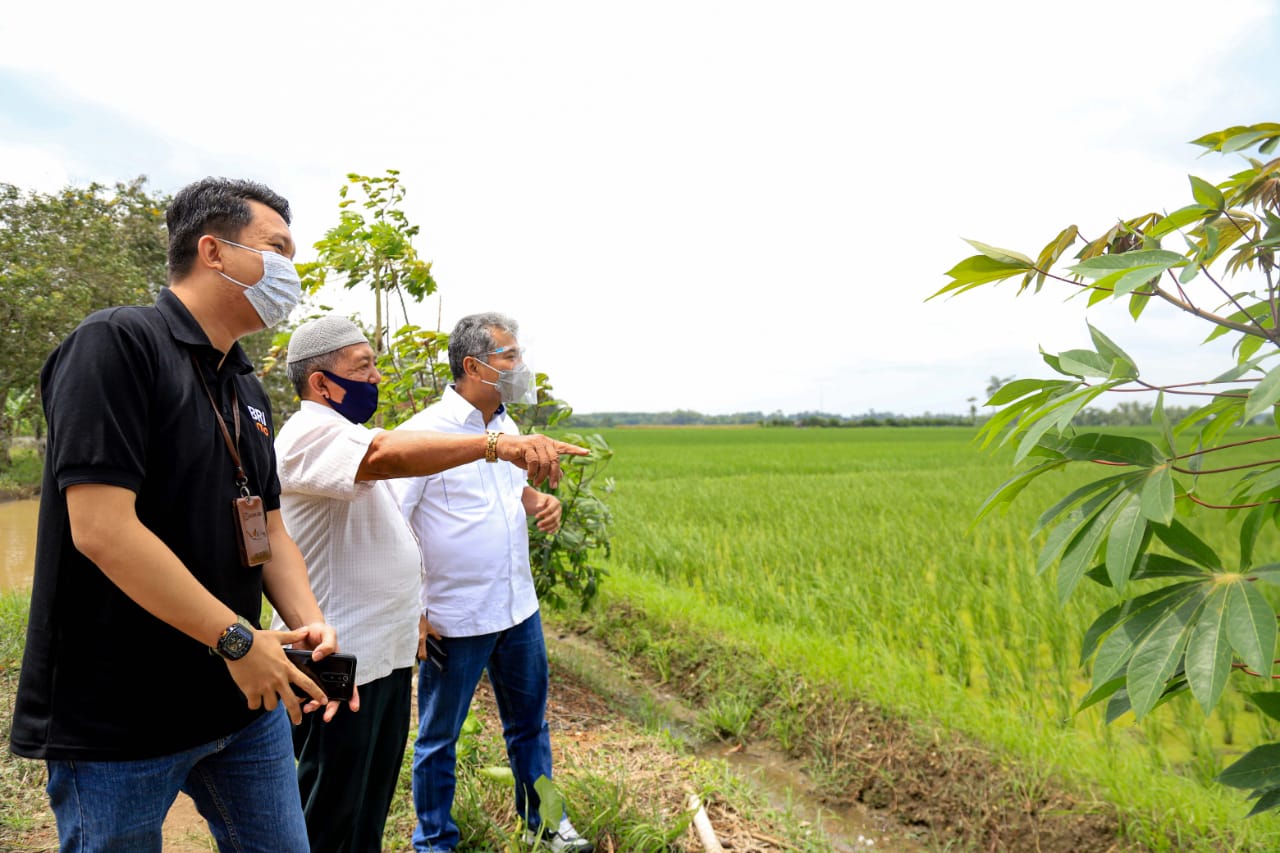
top-left (565, 401), bottom-right (1221, 429)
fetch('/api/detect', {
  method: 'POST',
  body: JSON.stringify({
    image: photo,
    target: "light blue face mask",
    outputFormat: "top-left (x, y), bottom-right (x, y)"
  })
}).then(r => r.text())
top-left (213, 237), bottom-right (302, 328)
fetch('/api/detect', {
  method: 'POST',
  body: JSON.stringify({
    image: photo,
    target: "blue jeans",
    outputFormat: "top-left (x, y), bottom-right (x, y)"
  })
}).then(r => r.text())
top-left (412, 610), bottom-right (553, 852)
top-left (47, 705), bottom-right (309, 853)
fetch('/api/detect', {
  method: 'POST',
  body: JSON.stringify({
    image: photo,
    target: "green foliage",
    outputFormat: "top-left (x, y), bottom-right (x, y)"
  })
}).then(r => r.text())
top-left (298, 170), bottom-right (437, 354)
top-left (937, 121), bottom-right (1280, 816)
top-left (516, 378), bottom-right (614, 611)
top-left (0, 178), bottom-right (168, 468)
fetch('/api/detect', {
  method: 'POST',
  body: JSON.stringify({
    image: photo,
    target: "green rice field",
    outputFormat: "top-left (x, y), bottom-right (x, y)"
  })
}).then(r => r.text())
top-left (586, 425), bottom-right (1280, 849)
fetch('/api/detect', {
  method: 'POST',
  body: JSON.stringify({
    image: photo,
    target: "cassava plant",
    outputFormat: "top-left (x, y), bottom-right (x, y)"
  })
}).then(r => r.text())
top-left (934, 122), bottom-right (1280, 815)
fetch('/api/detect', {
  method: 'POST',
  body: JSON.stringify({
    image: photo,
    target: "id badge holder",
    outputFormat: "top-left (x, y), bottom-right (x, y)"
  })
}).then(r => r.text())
top-left (233, 487), bottom-right (272, 567)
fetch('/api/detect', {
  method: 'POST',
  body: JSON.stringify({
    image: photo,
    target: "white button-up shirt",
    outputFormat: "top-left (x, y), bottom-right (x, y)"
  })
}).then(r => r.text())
top-left (393, 386), bottom-right (538, 638)
top-left (270, 401), bottom-right (422, 685)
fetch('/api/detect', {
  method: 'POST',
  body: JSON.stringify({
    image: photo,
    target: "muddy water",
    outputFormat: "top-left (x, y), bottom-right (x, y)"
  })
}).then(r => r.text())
top-left (0, 498), bottom-right (39, 593)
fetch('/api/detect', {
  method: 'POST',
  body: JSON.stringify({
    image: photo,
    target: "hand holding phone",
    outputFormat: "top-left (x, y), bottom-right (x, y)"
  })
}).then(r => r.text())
top-left (424, 635), bottom-right (448, 672)
top-left (285, 648), bottom-right (357, 701)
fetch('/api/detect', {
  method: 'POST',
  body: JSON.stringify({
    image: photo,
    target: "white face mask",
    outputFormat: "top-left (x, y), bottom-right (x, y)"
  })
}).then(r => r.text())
top-left (213, 237), bottom-right (302, 328)
top-left (477, 359), bottom-right (537, 405)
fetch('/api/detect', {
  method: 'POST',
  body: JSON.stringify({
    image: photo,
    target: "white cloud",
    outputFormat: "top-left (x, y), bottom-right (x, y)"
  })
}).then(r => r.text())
top-left (1, 0), bottom-right (1277, 414)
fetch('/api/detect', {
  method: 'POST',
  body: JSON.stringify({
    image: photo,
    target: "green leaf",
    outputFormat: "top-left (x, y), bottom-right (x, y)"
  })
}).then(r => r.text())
top-left (1248, 692), bottom-right (1280, 723)
top-left (1036, 482), bottom-right (1128, 574)
top-left (962, 238), bottom-right (1034, 266)
top-left (1152, 392), bottom-right (1176, 456)
top-left (1247, 562), bottom-right (1280, 583)
top-left (1244, 365), bottom-right (1280, 422)
top-left (986, 378), bottom-right (1069, 406)
top-left (1058, 494), bottom-right (1128, 602)
top-left (933, 254), bottom-right (1029, 298)
top-left (1087, 553), bottom-right (1212, 588)
top-left (1147, 204), bottom-right (1212, 238)
top-left (533, 775), bottom-right (565, 833)
top-left (1056, 433), bottom-right (1165, 467)
top-left (1106, 494), bottom-right (1147, 591)
top-left (478, 766), bottom-right (514, 783)
top-left (1077, 674), bottom-right (1125, 712)
top-left (1090, 583), bottom-right (1199, 686)
top-left (1011, 385), bottom-right (1108, 465)
top-left (1126, 588), bottom-right (1202, 720)
top-left (1189, 175), bottom-right (1225, 210)
top-left (1151, 520), bottom-right (1221, 569)
top-left (1056, 349), bottom-right (1114, 378)
top-left (1105, 491), bottom-right (1146, 591)
top-left (1089, 264), bottom-right (1166, 297)
top-left (1219, 743), bottom-right (1280, 791)
top-left (1068, 249), bottom-right (1185, 279)
top-left (1226, 579), bottom-right (1277, 676)
top-left (1240, 505), bottom-right (1268, 571)
top-left (1221, 130), bottom-right (1277, 153)
top-left (1185, 586), bottom-right (1232, 714)
top-left (1245, 787), bottom-right (1280, 818)
top-left (1088, 324), bottom-right (1136, 372)
top-left (1033, 470), bottom-right (1136, 537)
top-left (973, 460), bottom-right (1067, 525)
top-left (1127, 289), bottom-right (1152, 321)
top-left (1080, 601), bottom-right (1127, 665)
top-left (1140, 465), bottom-right (1175, 525)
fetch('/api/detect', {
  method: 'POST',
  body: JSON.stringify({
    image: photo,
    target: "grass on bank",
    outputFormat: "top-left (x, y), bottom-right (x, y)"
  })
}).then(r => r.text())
top-left (586, 425), bottom-right (1280, 852)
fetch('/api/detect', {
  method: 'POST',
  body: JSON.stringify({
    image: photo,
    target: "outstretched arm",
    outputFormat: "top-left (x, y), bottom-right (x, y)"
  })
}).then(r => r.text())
top-left (357, 430), bottom-right (588, 488)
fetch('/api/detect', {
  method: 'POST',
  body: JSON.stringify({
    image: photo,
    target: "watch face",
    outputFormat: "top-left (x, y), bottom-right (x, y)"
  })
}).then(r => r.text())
top-left (219, 624), bottom-right (254, 660)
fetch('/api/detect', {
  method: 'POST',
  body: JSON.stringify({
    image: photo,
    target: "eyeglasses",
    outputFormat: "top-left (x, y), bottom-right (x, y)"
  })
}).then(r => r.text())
top-left (482, 345), bottom-right (525, 361)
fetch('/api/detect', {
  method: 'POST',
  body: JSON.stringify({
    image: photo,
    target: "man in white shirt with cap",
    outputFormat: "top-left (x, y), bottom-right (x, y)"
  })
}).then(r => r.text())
top-left (274, 314), bottom-right (586, 853)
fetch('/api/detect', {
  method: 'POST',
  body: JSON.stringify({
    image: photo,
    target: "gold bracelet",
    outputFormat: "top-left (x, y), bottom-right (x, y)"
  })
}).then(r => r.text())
top-left (485, 430), bottom-right (499, 463)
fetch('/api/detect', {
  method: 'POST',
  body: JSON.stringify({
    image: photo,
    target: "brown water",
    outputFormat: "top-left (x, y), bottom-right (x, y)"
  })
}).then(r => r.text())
top-left (1, 498), bottom-right (39, 593)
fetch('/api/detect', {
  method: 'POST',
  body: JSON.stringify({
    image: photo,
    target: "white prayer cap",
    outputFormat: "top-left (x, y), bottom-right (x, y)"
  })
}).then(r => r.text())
top-left (286, 315), bottom-right (368, 364)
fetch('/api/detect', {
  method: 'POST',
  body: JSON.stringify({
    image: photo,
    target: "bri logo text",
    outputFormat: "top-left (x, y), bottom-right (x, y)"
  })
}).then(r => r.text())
top-left (245, 404), bottom-right (270, 437)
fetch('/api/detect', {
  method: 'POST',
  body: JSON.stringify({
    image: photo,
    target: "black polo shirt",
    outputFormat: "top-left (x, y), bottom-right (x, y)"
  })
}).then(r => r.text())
top-left (10, 288), bottom-right (282, 760)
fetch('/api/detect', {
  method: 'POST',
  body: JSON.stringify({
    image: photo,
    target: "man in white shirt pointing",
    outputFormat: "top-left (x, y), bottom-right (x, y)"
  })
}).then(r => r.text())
top-left (396, 312), bottom-right (593, 853)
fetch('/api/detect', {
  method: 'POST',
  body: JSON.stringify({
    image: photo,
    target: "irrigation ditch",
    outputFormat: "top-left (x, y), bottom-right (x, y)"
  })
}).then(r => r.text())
top-left (548, 602), bottom-right (1144, 852)
top-left (545, 628), bottom-right (914, 852)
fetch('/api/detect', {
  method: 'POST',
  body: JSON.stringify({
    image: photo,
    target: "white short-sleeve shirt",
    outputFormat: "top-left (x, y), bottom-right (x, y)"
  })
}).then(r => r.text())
top-left (270, 400), bottom-right (422, 685)
top-left (393, 386), bottom-right (538, 638)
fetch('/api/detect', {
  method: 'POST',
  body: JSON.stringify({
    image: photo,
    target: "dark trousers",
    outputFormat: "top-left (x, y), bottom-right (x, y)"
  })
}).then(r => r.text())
top-left (295, 666), bottom-right (414, 853)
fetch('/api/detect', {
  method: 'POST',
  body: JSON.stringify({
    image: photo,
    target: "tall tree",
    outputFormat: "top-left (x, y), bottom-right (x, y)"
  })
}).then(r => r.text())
top-left (936, 122), bottom-right (1280, 815)
top-left (0, 178), bottom-right (168, 467)
top-left (298, 170), bottom-right (437, 355)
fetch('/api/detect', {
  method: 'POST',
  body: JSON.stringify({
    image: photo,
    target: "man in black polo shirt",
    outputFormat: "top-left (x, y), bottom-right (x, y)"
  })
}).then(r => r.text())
top-left (10, 177), bottom-right (347, 853)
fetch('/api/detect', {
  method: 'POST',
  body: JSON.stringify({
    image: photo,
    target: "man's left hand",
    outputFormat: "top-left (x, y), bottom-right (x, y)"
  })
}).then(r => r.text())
top-left (524, 491), bottom-right (563, 534)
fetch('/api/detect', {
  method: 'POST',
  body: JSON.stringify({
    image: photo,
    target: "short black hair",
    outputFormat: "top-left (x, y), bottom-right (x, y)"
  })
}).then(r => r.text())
top-left (165, 177), bottom-right (291, 280)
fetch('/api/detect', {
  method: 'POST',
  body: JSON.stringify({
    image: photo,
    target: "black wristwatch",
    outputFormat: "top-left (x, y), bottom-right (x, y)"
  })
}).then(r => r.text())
top-left (213, 616), bottom-right (255, 661)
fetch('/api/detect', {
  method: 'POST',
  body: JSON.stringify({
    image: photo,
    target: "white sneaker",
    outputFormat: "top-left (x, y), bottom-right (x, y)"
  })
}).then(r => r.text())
top-left (524, 816), bottom-right (594, 852)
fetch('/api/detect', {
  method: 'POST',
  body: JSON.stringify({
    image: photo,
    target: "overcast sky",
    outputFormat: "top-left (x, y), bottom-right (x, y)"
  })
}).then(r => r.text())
top-left (3, 1), bottom-right (1278, 415)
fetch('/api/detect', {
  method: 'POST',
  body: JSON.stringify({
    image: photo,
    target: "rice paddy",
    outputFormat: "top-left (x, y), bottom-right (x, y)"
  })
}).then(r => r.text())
top-left (588, 424), bottom-right (1280, 849)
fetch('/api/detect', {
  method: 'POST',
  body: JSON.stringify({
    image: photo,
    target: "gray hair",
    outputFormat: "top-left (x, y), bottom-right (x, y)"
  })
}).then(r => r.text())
top-left (287, 350), bottom-right (347, 397)
top-left (449, 312), bottom-right (519, 379)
